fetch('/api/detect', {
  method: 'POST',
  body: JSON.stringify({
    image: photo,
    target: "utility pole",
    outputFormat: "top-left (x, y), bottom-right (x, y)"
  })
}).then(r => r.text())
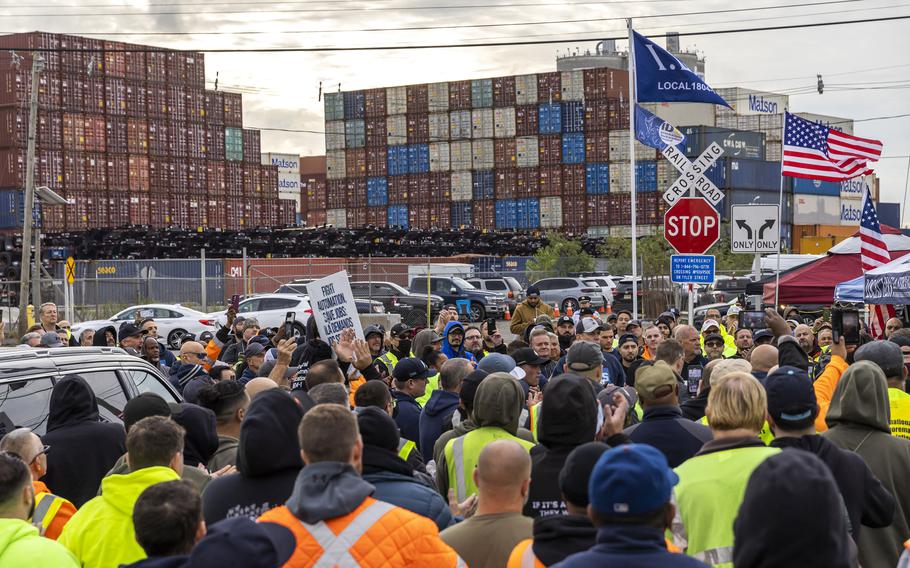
top-left (18, 53), bottom-right (43, 336)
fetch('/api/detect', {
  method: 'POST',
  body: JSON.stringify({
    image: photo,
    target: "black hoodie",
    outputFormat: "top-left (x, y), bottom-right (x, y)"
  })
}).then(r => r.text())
top-left (41, 375), bottom-right (127, 508)
top-left (523, 374), bottom-right (597, 518)
top-left (92, 325), bottom-right (117, 347)
top-left (171, 403), bottom-right (219, 468)
top-left (289, 315), bottom-right (335, 390)
top-left (531, 514), bottom-right (598, 566)
top-left (201, 389), bottom-right (304, 524)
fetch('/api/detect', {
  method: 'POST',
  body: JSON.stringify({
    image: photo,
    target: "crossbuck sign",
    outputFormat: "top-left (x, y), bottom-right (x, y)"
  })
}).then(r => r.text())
top-left (661, 142), bottom-right (724, 207)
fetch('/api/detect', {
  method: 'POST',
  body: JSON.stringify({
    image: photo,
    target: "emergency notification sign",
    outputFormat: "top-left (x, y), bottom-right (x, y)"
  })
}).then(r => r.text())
top-left (664, 197), bottom-right (720, 254)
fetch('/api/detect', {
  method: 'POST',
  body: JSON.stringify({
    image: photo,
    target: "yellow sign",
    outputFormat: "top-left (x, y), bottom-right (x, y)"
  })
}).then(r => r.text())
top-left (65, 257), bottom-right (75, 285)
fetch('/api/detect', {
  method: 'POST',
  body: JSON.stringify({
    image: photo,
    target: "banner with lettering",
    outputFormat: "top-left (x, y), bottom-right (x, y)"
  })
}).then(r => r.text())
top-left (633, 30), bottom-right (730, 108)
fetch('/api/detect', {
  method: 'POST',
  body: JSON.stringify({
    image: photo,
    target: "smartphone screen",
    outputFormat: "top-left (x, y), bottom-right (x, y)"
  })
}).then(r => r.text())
top-left (486, 318), bottom-right (496, 336)
top-left (283, 311), bottom-right (296, 338)
top-left (842, 311), bottom-right (860, 344)
top-left (686, 365), bottom-right (703, 396)
top-left (230, 294), bottom-right (240, 310)
top-left (739, 311), bottom-right (766, 330)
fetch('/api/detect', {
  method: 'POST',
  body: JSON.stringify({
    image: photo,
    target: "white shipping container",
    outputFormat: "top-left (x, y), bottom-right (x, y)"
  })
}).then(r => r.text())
top-left (793, 194), bottom-right (841, 225)
top-left (450, 110), bottom-right (472, 140)
top-left (515, 74), bottom-right (538, 106)
top-left (325, 121), bottom-right (346, 151)
top-left (608, 131), bottom-right (657, 162)
top-left (587, 226), bottom-right (611, 238)
top-left (516, 136), bottom-right (539, 168)
top-left (386, 115), bottom-right (407, 146)
top-left (759, 113), bottom-right (783, 132)
top-left (737, 115), bottom-right (761, 132)
top-left (326, 150), bottom-right (346, 180)
top-left (471, 108), bottom-right (494, 139)
top-left (716, 114), bottom-right (738, 129)
top-left (277, 171), bottom-right (301, 193)
top-left (795, 112), bottom-right (854, 135)
top-left (472, 139), bottom-right (494, 170)
top-left (717, 87), bottom-right (788, 116)
top-left (540, 196), bottom-right (563, 228)
top-left (841, 199), bottom-right (861, 226)
top-left (450, 140), bottom-right (473, 171)
top-left (608, 225), bottom-right (659, 238)
top-left (560, 70), bottom-right (584, 101)
top-left (642, 102), bottom-right (716, 128)
top-left (386, 86), bottom-right (407, 115)
top-left (765, 141), bottom-right (782, 161)
top-left (327, 208), bottom-right (347, 227)
top-left (429, 142), bottom-right (451, 172)
top-left (428, 82), bottom-right (449, 112)
top-left (493, 107), bottom-right (516, 139)
top-left (428, 112), bottom-right (450, 142)
top-left (610, 162), bottom-right (630, 193)
top-left (451, 171), bottom-right (472, 201)
top-left (261, 153), bottom-right (300, 172)
top-left (840, 177), bottom-right (865, 200)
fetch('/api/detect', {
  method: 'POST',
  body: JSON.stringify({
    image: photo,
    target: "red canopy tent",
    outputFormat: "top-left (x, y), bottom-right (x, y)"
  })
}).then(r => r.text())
top-left (763, 225), bottom-right (910, 305)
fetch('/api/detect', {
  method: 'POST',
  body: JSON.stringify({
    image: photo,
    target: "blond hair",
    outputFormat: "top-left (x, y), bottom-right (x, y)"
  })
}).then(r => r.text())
top-left (706, 371), bottom-right (766, 432)
top-left (709, 359), bottom-right (752, 388)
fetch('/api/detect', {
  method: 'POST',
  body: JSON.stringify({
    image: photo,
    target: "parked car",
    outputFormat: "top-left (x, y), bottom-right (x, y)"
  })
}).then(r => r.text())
top-left (409, 276), bottom-right (507, 322)
top-left (579, 276), bottom-right (616, 308)
top-left (709, 276), bottom-right (753, 304)
top-left (72, 304), bottom-right (216, 350)
top-left (208, 294), bottom-right (312, 337)
top-left (0, 347), bottom-right (181, 437)
top-left (349, 281), bottom-right (443, 327)
top-left (355, 298), bottom-right (386, 314)
top-left (466, 277), bottom-right (525, 312)
top-left (529, 278), bottom-right (607, 314)
top-left (273, 279), bottom-right (317, 294)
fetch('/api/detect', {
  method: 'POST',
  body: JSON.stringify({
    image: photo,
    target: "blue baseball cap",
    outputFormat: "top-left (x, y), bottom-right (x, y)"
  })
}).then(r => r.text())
top-left (589, 444), bottom-right (678, 516)
top-left (187, 517), bottom-right (296, 568)
top-left (392, 357), bottom-right (432, 382)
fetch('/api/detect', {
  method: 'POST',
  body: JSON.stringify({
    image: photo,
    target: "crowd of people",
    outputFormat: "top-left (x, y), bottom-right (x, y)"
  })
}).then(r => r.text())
top-left (4, 288), bottom-right (910, 567)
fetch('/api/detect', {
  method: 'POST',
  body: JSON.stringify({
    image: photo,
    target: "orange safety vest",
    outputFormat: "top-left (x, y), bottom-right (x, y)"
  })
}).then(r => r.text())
top-left (259, 496), bottom-right (465, 568)
top-left (31, 481), bottom-right (76, 540)
top-left (507, 535), bottom-right (683, 567)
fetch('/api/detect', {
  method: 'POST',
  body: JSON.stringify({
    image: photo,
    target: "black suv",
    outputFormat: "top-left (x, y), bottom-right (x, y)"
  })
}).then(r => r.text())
top-left (0, 347), bottom-right (181, 437)
top-left (350, 281), bottom-right (444, 328)
top-left (409, 276), bottom-right (507, 322)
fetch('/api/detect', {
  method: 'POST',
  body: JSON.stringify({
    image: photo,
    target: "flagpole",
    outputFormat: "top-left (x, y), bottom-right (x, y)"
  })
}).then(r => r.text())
top-left (774, 110), bottom-right (786, 309)
top-left (627, 18), bottom-right (639, 320)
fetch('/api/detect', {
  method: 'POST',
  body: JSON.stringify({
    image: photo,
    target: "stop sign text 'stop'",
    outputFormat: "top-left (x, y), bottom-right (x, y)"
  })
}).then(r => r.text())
top-left (664, 197), bottom-right (720, 254)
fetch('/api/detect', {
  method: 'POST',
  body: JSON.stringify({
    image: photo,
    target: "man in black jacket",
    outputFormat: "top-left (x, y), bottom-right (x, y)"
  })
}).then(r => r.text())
top-left (766, 365), bottom-right (895, 541)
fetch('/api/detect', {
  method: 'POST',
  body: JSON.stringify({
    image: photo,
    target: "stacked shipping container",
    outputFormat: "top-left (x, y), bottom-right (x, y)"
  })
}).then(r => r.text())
top-left (0, 32), bottom-right (285, 231)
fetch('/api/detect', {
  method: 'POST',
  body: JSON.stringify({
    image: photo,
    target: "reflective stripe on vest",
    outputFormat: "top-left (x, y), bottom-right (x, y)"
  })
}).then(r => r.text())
top-left (32, 493), bottom-right (64, 531)
top-left (452, 436), bottom-right (467, 502)
top-left (398, 439), bottom-right (415, 461)
top-left (520, 541), bottom-right (537, 568)
top-left (301, 500), bottom-right (396, 567)
top-left (694, 546), bottom-right (734, 565)
top-left (528, 403), bottom-right (541, 441)
top-left (378, 352), bottom-right (399, 373)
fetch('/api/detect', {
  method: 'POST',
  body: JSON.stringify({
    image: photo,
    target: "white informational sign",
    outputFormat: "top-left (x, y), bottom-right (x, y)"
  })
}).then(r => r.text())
top-left (731, 204), bottom-right (780, 253)
top-left (662, 142), bottom-right (724, 206)
top-left (840, 177), bottom-right (865, 201)
top-left (305, 271), bottom-right (364, 345)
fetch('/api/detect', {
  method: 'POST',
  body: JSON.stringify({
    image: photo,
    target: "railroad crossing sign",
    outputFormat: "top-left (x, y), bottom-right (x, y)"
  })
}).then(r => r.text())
top-left (65, 257), bottom-right (75, 285)
top-left (664, 197), bottom-right (720, 254)
top-left (662, 142), bottom-right (724, 207)
top-left (730, 204), bottom-right (780, 253)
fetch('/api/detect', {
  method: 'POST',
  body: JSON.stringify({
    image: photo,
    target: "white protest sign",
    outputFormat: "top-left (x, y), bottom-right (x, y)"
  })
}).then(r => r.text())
top-left (305, 271), bottom-right (364, 345)
top-left (662, 142), bottom-right (724, 206)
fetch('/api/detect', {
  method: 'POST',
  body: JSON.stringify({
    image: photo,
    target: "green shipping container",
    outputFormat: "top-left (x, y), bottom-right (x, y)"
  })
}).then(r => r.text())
top-left (225, 127), bottom-right (244, 162)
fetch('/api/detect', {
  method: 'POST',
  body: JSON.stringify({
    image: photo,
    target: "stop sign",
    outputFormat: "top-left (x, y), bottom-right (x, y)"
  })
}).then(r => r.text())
top-left (664, 197), bottom-right (720, 254)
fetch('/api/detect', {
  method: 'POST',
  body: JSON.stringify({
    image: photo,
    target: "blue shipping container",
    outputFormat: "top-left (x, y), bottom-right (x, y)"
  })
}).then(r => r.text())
top-left (472, 170), bottom-right (495, 200)
top-left (451, 202), bottom-right (473, 228)
top-left (562, 133), bottom-right (585, 164)
top-left (637, 161), bottom-right (658, 193)
top-left (792, 177), bottom-right (840, 197)
top-left (516, 198), bottom-right (540, 229)
top-left (407, 144), bottom-right (430, 174)
top-left (538, 103), bottom-right (562, 135)
top-left (562, 101), bottom-right (585, 133)
top-left (585, 163), bottom-right (610, 195)
top-left (726, 159), bottom-right (783, 191)
top-left (366, 177), bottom-right (389, 207)
top-left (387, 146), bottom-right (408, 176)
top-left (0, 189), bottom-right (40, 229)
top-left (495, 199), bottom-right (518, 229)
top-left (343, 91), bottom-right (365, 120)
top-left (878, 202), bottom-right (900, 229)
top-left (718, 189), bottom-right (792, 222)
top-left (387, 204), bottom-right (408, 228)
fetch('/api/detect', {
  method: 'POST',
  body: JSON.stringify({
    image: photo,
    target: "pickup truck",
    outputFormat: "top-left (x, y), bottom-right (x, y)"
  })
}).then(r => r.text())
top-left (409, 276), bottom-right (507, 322)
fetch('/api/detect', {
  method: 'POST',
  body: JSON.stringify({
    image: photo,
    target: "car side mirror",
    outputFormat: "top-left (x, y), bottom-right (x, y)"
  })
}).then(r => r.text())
top-left (450, 287), bottom-right (458, 295)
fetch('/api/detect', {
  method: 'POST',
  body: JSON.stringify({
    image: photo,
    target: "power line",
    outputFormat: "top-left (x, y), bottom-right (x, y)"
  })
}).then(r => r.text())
top-left (0, 0), bottom-right (697, 7)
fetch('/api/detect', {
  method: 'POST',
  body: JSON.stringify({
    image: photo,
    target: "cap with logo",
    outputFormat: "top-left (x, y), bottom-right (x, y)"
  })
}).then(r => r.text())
top-left (244, 342), bottom-right (266, 358)
top-left (765, 366), bottom-right (817, 427)
top-left (390, 323), bottom-right (412, 337)
top-left (566, 341), bottom-right (603, 372)
top-left (625, 319), bottom-right (642, 330)
top-left (634, 361), bottom-right (678, 401)
top-left (727, 306), bottom-right (742, 317)
top-left (512, 347), bottom-right (549, 367)
top-left (701, 319), bottom-right (720, 333)
top-left (753, 330), bottom-right (774, 344)
top-left (557, 316), bottom-right (575, 327)
top-left (588, 444), bottom-right (679, 516)
top-left (39, 332), bottom-right (65, 348)
top-left (392, 357), bottom-right (432, 382)
top-left (576, 317), bottom-right (602, 335)
top-left (579, 295), bottom-right (591, 303)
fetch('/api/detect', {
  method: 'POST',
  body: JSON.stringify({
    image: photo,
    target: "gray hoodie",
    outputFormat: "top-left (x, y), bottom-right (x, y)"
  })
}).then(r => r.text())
top-left (286, 462), bottom-right (375, 524)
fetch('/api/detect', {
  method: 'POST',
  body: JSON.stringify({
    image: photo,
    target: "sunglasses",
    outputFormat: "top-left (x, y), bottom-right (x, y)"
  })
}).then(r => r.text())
top-left (30, 445), bottom-right (50, 464)
top-left (706, 342), bottom-right (723, 348)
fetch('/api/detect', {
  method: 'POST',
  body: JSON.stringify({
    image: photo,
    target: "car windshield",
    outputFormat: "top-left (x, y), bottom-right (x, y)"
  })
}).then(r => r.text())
top-left (504, 277), bottom-right (522, 291)
top-left (584, 279), bottom-right (606, 287)
top-left (452, 277), bottom-right (475, 289)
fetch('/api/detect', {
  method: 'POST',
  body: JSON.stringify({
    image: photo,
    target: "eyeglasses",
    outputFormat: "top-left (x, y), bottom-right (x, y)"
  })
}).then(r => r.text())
top-left (706, 342), bottom-right (723, 348)
top-left (186, 351), bottom-right (206, 358)
top-left (59, 326), bottom-right (70, 330)
top-left (30, 445), bottom-right (50, 464)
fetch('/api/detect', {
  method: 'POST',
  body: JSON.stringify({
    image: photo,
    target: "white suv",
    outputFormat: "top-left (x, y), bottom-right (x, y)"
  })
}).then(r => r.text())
top-left (209, 294), bottom-right (312, 336)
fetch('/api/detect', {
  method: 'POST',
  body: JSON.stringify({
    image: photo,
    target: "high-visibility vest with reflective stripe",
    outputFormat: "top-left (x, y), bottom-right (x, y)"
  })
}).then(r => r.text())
top-left (528, 403), bottom-right (541, 442)
top-left (507, 539), bottom-right (545, 568)
top-left (672, 446), bottom-right (780, 568)
top-left (32, 492), bottom-right (73, 540)
top-left (376, 351), bottom-right (399, 375)
top-left (444, 426), bottom-right (536, 501)
top-left (397, 439), bottom-right (416, 461)
top-left (698, 416), bottom-right (775, 445)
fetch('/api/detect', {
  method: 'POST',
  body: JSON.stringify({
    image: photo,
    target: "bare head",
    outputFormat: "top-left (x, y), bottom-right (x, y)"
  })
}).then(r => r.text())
top-left (0, 428), bottom-right (46, 481)
top-left (473, 439), bottom-right (531, 513)
top-left (245, 377), bottom-right (279, 400)
top-left (749, 345), bottom-right (778, 373)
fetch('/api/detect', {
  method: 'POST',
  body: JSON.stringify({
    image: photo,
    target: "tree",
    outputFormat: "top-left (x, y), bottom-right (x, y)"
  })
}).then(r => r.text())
top-left (528, 234), bottom-right (595, 281)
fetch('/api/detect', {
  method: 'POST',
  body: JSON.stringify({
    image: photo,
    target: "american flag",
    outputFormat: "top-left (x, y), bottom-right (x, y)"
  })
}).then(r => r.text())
top-left (782, 112), bottom-right (882, 182)
top-left (860, 186), bottom-right (896, 338)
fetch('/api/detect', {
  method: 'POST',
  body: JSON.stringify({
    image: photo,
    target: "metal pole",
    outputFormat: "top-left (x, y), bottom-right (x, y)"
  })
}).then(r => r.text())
top-left (31, 224), bottom-right (41, 308)
top-left (687, 283), bottom-right (694, 325)
top-left (427, 257), bottom-right (431, 329)
top-left (627, 18), bottom-right (639, 319)
top-left (902, 155), bottom-right (910, 228)
top-left (17, 54), bottom-right (42, 336)
top-left (200, 248), bottom-right (207, 312)
top-left (242, 247), bottom-right (249, 296)
top-left (774, 109), bottom-right (786, 309)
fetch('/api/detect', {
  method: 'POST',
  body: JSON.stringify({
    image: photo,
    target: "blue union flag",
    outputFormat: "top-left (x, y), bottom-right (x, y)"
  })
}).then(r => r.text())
top-left (632, 31), bottom-right (730, 108)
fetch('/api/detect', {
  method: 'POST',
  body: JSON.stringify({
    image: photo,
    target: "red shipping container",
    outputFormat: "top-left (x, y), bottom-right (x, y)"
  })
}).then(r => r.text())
top-left (537, 72), bottom-right (561, 103)
top-left (206, 199), bottom-right (226, 229)
top-left (345, 148), bottom-right (366, 178)
top-left (170, 196), bottom-right (189, 227)
top-left (106, 154), bottom-right (129, 190)
top-left (429, 172), bottom-right (450, 202)
top-left (326, 179), bottom-right (345, 203)
top-left (223, 92), bottom-right (243, 127)
top-left (66, 191), bottom-right (107, 231)
top-left (129, 195), bottom-right (150, 225)
top-left (473, 200), bottom-right (495, 228)
top-left (205, 126), bottom-right (225, 160)
top-left (128, 155), bottom-right (150, 192)
top-left (584, 99), bottom-right (610, 132)
top-left (166, 52), bottom-right (188, 84)
top-left (146, 85), bottom-right (168, 118)
top-left (84, 37), bottom-right (104, 74)
top-left (302, 174), bottom-right (326, 210)
top-left (495, 169), bottom-right (517, 199)
top-left (124, 48), bottom-right (146, 82)
top-left (242, 164), bottom-right (261, 197)
top-left (204, 91), bottom-right (224, 125)
top-left (366, 206), bottom-right (387, 228)
top-left (38, 150), bottom-right (64, 189)
top-left (494, 138), bottom-right (516, 170)
top-left (148, 120), bottom-right (168, 156)
top-left (366, 146), bottom-right (387, 177)
top-left (347, 178), bottom-right (366, 207)
top-left (279, 199), bottom-right (296, 226)
top-left (186, 123), bottom-right (205, 159)
top-left (260, 165), bottom-right (278, 196)
top-left (186, 88), bottom-right (205, 123)
top-left (173, 161), bottom-right (189, 194)
top-left (224, 201), bottom-right (242, 229)
top-left (206, 161), bottom-right (225, 196)
top-left (148, 158), bottom-right (169, 191)
top-left (539, 164), bottom-right (562, 197)
top-left (84, 152), bottom-right (107, 190)
top-left (184, 53), bottom-right (205, 88)
top-left (562, 164), bottom-right (585, 195)
top-left (585, 132), bottom-right (610, 162)
top-left (0, 67), bottom-right (60, 109)
top-left (104, 116), bottom-right (126, 154)
top-left (242, 129), bottom-right (261, 164)
top-left (127, 118), bottom-right (148, 155)
top-left (124, 81), bottom-right (147, 117)
top-left (406, 114), bottom-right (429, 144)
top-left (347, 207), bottom-right (367, 228)
top-left (306, 209), bottom-right (327, 227)
top-left (562, 193), bottom-right (587, 232)
top-left (516, 167), bottom-right (539, 197)
top-left (435, 202), bottom-right (452, 229)
top-left (60, 76), bottom-right (84, 113)
top-left (187, 159), bottom-right (206, 195)
top-left (167, 85), bottom-right (187, 117)
top-left (388, 175), bottom-right (408, 204)
top-left (608, 99), bottom-right (630, 131)
top-left (104, 77), bottom-right (126, 116)
top-left (586, 195), bottom-right (610, 226)
top-left (406, 84), bottom-right (428, 114)
top-left (493, 76), bottom-right (516, 107)
top-left (408, 174), bottom-right (430, 204)
top-left (62, 113), bottom-right (85, 152)
top-left (190, 197), bottom-right (208, 228)
top-left (407, 205), bottom-right (426, 230)
top-left (62, 151), bottom-right (86, 190)
top-left (0, 108), bottom-right (62, 149)
top-left (583, 67), bottom-right (630, 101)
top-left (146, 51), bottom-right (168, 84)
top-left (364, 88), bottom-right (387, 118)
top-left (103, 41), bottom-right (127, 78)
top-left (41, 113), bottom-right (63, 150)
top-left (83, 115), bottom-right (105, 153)
top-left (42, 203), bottom-right (65, 232)
top-left (449, 81), bottom-right (472, 111)
top-left (148, 196), bottom-right (168, 227)
top-left (538, 135), bottom-right (561, 166)
top-left (365, 118), bottom-right (387, 148)
top-left (515, 105), bottom-right (538, 137)
top-left (168, 121), bottom-right (187, 158)
top-left (59, 34), bottom-right (85, 77)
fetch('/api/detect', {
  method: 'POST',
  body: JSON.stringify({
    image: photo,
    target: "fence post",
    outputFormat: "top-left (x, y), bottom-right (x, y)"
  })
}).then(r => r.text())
top-left (200, 249), bottom-right (207, 312)
top-left (242, 247), bottom-right (248, 296)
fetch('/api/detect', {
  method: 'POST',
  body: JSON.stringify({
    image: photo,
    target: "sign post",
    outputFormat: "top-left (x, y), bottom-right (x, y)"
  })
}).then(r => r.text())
top-left (664, 197), bottom-right (719, 324)
top-left (65, 257), bottom-right (75, 323)
top-left (731, 204), bottom-right (780, 305)
top-left (305, 271), bottom-right (364, 346)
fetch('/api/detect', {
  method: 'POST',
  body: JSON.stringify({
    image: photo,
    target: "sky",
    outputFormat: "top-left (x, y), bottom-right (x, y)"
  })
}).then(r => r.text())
top-left (5, 0), bottom-right (910, 217)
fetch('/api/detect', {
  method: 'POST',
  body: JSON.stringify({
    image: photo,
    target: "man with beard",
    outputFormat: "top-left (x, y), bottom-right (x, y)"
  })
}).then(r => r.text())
top-left (510, 286), bottom-right (555, 337)
top-left (617, 333), bottom-right (642, 387)
top-left (555, 316), bottom-right (576, 356)
top-left (731, 328), bottom-right (754, 360)
top-left (441, 321), bottom-right (475, 362)
top-left (463, 326), bottom-right (486, 362)
top-left (674, 325), bottom-right (707, 400)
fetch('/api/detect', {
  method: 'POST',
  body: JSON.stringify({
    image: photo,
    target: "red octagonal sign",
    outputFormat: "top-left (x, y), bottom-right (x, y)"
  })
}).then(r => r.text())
top-left (664, 197), bottom-right (720, 254)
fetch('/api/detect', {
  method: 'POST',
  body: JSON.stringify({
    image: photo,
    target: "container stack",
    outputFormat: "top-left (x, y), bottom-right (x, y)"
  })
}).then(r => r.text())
top-left (0, 31), bottom-right (285, 232)
top-left (262, 152), bottom-right (300, 224)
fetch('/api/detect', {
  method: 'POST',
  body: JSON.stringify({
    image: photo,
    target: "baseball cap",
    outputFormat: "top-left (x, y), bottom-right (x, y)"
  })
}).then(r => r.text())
top-left (657, 313), bottom-right (675, 327)
top-left (634, 361), bottom-right (678, 401)
top-left (477, 353), bottom-right (525, 380)
top-left (364, 324), bottom-right (385, 339)
top-left (701, 319), bottom-right (720, 333)
top-left (618, 333), bottom-right (638, 347)
top-left (512, 347), bottom-right (549, 367)
top-left (703, 333), bottom-right (724, 346)
top-left (187, 517), bottom-right (296, 568)
top-left (625, 319), bottom-right (641, 330)
top-left (589, 444), bottom-right (678, 516)
top-left (567, 341), bottom-right (602, 372)
top-left (39, 332), bottom-right (65, 348)
top-left (786, 319), bottom-right (800, 328)
top-left (765, 366), bottom-right (817, 427)
top-left (119, 322), bottom-right (143, 341)
top-left (244, 342), bottom-right (266, 358)
top-left (392, 357), bottom-right (432, 382)
top-left (727, 306), bottom-right (742, 317)
top-left (579, 307), bottom-right (596, 316)
top-left (559, 442), bottom-right (610, 508)
top-left (526, 285), bottom-right (541, 297)
top-left (579, 295), bottom-right (591, 302)
top-left (753, 330), bottom-right (774, 344)
top-left (557, 315), bottom-right (575, 327)
top-left (390, 323), bottom-right (412, 337)
top-left (576, 317), bottom-right (602, 335)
